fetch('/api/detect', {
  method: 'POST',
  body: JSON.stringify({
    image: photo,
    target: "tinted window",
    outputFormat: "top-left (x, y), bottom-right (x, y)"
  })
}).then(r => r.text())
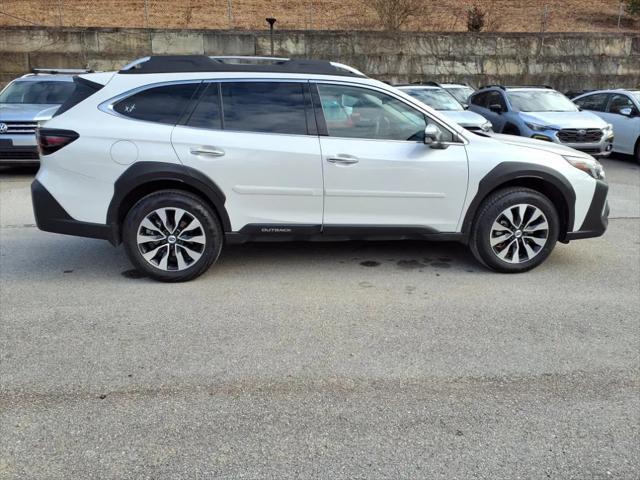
top-left (608, 94), bottom-right (635, 114)
top-left (317, 84), bottom-right (452, 142)
top-left (486, 91), bottom-right (507, 110)
top-left (114, 83), bottom-right (198, 124)
top-left (221, 82), bottom-right (307, 135)
top-left (0, 80), bottom-right (75, 105)
top-left (470, 92), bottom-right (489, 107)
top-left (187, 83), bottom-right (222, 129)
top-left (574, 93), bottom-right (610, 112)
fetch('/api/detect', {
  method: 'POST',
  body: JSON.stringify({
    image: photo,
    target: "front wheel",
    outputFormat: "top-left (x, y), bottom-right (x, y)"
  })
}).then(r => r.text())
top-left (470, 187), bottom-right (559, 273)
top-left (123, 190), bottom-right (223, 282)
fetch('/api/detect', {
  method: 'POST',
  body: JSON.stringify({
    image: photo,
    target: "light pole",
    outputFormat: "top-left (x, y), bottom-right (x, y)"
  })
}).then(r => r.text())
top-left (266, 17), bottom-right (277, 56)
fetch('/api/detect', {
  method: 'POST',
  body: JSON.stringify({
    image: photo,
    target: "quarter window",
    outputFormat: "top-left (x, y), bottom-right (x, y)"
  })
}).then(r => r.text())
top-left (221, 82), bottom-right (308, 135)
top-left (113, 83), bottom-right (198, 124)
top-left (317, 84), bottom-right (450, 142)
top-left (574, 93), bottom-right (610, 112)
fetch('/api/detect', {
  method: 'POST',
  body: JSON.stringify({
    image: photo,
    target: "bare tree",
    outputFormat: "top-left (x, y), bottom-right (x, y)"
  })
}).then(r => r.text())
top-left (363, 0), bottom-right (423, 31)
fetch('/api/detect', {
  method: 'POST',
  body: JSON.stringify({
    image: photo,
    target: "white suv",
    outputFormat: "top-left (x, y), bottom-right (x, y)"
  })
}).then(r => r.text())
top-left (32, 56), bottom-right (609, 282)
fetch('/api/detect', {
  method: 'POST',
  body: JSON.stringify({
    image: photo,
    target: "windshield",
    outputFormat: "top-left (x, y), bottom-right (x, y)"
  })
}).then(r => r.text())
top-left (507, 90), bottom-right (578, 112)
top-left (0, 80), bottom-right (75, 104)
top-left (630, 91), bottom-right (640, 102)
top-left (404, 88), bottom-right (463, 111)
top-left (445, 86), bottom-right (474, 104)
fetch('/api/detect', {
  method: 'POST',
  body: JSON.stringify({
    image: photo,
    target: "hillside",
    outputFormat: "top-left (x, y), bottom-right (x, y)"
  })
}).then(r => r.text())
top-left (1, 0), bottom-right (638, 32)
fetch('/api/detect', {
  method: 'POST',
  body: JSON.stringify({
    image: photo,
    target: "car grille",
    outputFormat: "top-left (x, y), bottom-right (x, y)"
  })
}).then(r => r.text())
top-left (0, 147), bottom-right (40, 160)
top-left (557, 128), bottom-right (603, 143)
top-left (0, 121), bottom-right (38, 134)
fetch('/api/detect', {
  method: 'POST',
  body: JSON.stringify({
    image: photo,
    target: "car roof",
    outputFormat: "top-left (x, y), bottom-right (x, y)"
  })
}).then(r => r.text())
top-left (441, 83), bottom-right (473, 88)
top-left (14, 74), bottom-right (75, 83)
top-left (574, 88), bottom-right (639, 95)
top-left (396, 85), bottom-right (441, 91)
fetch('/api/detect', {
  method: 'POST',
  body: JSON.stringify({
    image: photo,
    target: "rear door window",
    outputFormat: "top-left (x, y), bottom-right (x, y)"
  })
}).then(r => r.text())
top-left (220, 82), bottom-right (308, 135)
top-left (113, 83), bottom-right (199, 124)
top-left (574, 93), bottom-right (610, 112)
top-left (186, 82), bottom-right (222, 130)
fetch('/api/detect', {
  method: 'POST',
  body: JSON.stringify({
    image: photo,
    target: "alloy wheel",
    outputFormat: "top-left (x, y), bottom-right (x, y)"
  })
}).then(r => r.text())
top-left (136, 207), bottom-right (206, 271)
top-left (489, 203), bottom-right (549, 264)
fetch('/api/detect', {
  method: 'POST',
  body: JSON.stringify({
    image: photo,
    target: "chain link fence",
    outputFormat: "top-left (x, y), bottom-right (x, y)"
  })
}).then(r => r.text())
top-left (0, 0), bottom-right (637, 32)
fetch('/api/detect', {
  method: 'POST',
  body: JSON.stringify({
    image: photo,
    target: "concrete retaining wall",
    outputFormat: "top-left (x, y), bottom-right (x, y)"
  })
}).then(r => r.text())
top-left (1, 26), bottom-right (638, 91)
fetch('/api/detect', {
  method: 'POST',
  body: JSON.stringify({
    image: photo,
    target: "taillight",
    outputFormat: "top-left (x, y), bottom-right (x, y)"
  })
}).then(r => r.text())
top-left (37, 128), bottom-right (79, 155)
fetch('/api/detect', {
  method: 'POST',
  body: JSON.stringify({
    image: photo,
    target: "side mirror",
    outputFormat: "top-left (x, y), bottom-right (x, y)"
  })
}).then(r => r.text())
top-left (619, 107), bottom-right (634, 117)
top-left (489, 103), bottom-right (503, 114)
top-left (462, 103), bottom-right (469, 110)
top-left (424, 124), bottom-right (448, 149)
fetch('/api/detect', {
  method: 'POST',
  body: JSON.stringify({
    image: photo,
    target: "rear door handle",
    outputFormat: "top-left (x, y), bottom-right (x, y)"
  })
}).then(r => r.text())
top-left (190, 146), bottom-right (225, 157)
top-left (327, 155), bottom-right (359, 165)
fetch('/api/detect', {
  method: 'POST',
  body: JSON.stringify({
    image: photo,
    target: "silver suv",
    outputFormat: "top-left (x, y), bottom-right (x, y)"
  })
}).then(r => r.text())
top-left (0, 69), bottom-right (89, 165)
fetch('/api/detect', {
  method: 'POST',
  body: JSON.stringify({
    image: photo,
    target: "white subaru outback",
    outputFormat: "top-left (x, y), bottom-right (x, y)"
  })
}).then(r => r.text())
top-left (32, 56), bottom-right (608, 282)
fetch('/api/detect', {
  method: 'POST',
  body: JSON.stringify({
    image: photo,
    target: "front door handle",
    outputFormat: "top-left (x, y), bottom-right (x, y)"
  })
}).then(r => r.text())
top-left (327, 155), bottom-right (359, 165)
top-left (190, 146), bottom-right (225, 157)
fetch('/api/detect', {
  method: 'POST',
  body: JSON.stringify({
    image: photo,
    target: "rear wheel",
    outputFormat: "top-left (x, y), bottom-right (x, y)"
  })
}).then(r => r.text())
top-left (123, 190), bottom-right (223, 282)
top-left (634, 138), bottom-right (639, 163)
top-left (470, 187), bottom-right (559, 273)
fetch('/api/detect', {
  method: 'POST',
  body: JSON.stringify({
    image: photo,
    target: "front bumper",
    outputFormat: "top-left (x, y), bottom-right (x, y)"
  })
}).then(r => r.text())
top-left (0, 133), bottom-right (39, 164)
top-left (564, 179), bottom-right (609, 241)
top-left (31, 180), bottom-right (117, 244)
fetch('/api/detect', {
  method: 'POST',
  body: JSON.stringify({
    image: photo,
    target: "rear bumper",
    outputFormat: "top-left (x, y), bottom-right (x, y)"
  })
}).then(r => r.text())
top-left (31, 179), bottom-right (118, 245)
top-left (564, 179), bottom-right (609, 241)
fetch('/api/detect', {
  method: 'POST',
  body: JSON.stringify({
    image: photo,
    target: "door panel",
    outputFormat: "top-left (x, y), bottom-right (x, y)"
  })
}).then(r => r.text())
top-left (171, 81), bottom-right (323, 231)
top-left (320, 138), bottom-right (468, 231)
top-left (172, 127), bottom-right (323, 230)
top-left (314, 82), bottom-right (468, 232)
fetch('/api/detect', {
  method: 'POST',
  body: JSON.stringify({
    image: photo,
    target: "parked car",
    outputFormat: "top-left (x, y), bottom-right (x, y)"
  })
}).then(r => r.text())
top-left (441, 83), bottom-right (476, 106)
top-left (396, 84), bottom-right (492, 132)
top-left (572, 89), bottom-right (640, 162)
top-left (32, 56), bottom-right (608, 281)
top-left (468, 85), bottom-right (614, 157)
top-left (0, 69), bottom-right (90, 165)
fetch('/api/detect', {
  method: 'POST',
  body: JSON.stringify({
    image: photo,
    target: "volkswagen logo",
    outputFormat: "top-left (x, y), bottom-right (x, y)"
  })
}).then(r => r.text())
top-left (0, 123), bottom-right (7, 134)
top-left (578, 129), bottom-right (587, 136)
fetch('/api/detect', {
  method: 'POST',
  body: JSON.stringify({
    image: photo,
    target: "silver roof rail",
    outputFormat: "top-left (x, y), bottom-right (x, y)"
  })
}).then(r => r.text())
top-left (329, 62), bottom-right (365, 77)
top-left (120, 56), bottom-right (151, 71)
top-left (29, 68), bottom-right (94, 75)
top-left (209, 56), bottom-right (291, 63)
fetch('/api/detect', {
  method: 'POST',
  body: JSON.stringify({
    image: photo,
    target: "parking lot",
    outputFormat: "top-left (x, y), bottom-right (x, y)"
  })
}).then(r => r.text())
top-left (0, 156), bottom-right (639, 478)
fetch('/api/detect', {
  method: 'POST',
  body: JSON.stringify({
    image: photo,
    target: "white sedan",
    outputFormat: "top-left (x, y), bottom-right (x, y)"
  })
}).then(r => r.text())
top-left (573, 89), bottom-right (640, 162)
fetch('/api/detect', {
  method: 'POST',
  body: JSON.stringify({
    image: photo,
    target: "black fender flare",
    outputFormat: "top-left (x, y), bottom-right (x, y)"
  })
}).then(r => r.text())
top-left (460, 162), bottom-right (576, 238)
top-left (106, 161), bottom-right (232, 240)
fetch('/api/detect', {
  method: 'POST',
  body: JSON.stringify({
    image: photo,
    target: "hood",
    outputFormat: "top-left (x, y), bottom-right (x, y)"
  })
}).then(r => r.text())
top-left (441, 110), bottom-right (489, 128)
top-left (487, 133), bottom-right (592, 158)
top-left (520, 111), bottom-right (608, 129)
top-left (0, 103), bottom-right (60, 122)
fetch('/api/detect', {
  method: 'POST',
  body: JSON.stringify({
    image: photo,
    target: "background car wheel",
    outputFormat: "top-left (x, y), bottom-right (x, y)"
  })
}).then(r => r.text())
top-left (634, 139), bottom-right (640, 163)
top-left (123, 190), bottom-right (223, 282)
top-left (470, 187), bottom-right (559, 273)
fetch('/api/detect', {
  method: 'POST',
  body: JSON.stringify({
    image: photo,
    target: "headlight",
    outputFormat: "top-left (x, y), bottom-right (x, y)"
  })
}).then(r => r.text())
top-left (525, 122), bottom-right (555, 132)
top-left (603, 123), bottom-right (613, 131)
top-left (481, 120), bottom-right (493, 132)
top-left (563, 155), bottom-right (605, 180)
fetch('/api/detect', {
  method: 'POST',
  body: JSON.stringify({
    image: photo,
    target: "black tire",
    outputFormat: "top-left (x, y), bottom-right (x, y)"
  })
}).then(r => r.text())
top-left (634, 138), bottom-right (640, 163)
top-left (469, 187), bottom-right (559, 273)
top-left (123, 190), bottom-right (223, 282)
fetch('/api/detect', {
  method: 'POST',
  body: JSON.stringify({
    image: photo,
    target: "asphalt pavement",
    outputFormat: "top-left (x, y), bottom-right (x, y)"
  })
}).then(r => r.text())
top-left (1, 156), bottom-right (639, 479)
